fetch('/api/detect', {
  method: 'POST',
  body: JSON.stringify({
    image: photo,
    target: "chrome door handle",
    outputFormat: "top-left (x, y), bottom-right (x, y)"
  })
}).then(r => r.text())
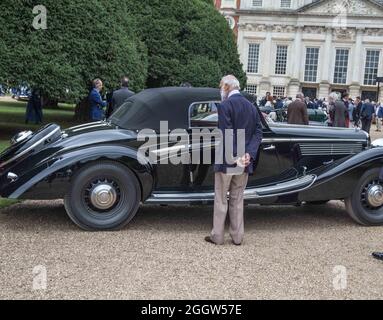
top-left (263, 145), bottom-right (276, 151)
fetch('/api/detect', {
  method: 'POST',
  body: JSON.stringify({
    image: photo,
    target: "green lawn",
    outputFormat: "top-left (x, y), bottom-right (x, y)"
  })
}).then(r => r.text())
top-left (0, 99), bottom-right (78, 209)
top-left (0, 100), bottom-right (78, 136)
top-left (0, 198), bottom-right (18, 209)
top-left (0, 140), bottom-right (8, 152)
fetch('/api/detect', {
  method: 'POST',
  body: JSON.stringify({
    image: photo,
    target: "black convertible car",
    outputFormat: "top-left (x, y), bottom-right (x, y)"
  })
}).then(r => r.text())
top-left (1, 87), bottom-right (383, 231)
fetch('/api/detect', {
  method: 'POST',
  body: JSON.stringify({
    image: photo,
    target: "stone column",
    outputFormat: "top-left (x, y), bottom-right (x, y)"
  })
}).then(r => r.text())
top-left (292, 26), bottom-right (303, 80)
top-left (349, 28), bottom-right (364, 98)
top-left (319, 27), bottom-right (333, 99)
top-left (259, 25), bottom-right (273, 97)
top-left (288, 26), bottom-right (303, 97)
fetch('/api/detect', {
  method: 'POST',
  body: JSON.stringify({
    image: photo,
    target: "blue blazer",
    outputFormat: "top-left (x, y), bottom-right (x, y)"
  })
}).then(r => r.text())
top-left (89, 88), bottom-right (107, 121)
top-left (214, 94), bottom-right (263, 174)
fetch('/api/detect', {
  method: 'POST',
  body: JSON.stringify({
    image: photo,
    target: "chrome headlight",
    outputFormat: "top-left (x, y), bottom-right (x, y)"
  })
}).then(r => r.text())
top-left (10, 130), bottom-right (33, 145)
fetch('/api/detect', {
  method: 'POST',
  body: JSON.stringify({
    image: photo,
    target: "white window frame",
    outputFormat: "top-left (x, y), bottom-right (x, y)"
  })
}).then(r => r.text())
top-left (252, 0), bottom-right (263, 8)
top-left (364, 49), bottom-right (381, 86)
top-left (245, 85), bottom-right (258, 95)
top-left (273, 43), bottom-right (289, 76)
top-left (246, 42), bottom-right (261, 74)
top-left (273, 86), bottom-right (286, 98)
top-left (333, 47), bottom-right (350, 85)
top-left (280, 0), bottom-right (291, 9)
top-left (304, 47), bottom-right (320, 83)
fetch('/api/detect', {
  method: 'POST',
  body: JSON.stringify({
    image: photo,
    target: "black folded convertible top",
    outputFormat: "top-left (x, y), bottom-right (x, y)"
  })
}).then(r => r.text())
top-left (109, 87), bottom-right (220, 131)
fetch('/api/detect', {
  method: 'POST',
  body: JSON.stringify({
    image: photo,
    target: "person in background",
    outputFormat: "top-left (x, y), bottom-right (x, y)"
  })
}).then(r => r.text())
top-left (284, 97), bottom-right (293, 108)
top-left (332, 92), bottom-right (348, 128)
top-left (89, 78), bottom-right (107, 121)
top-left (353, 96), bottom-right (363, 128)
top-left (275, 97), bottom-right (284, 109)
top-left (348, 98), bottom-right (355, 128)
top-left (111, 76), bottom-right (135, 114)
top-left (327, 92), bottom-right (338, 127)
top-left (305, 97), bottom-right (314, 109)
top-left (360, 99), bottom-right (375, 134)
top-left (375, 101), bottom-right (383, 132)
top-left (265, 95), bottom-right (274, 109)
top-left (259, 92), bottom-right (271, 107)
top-left (341, 93), bottom-right (350, 128)
top-left (287, 93), bottom-right (309, 125)
top-left (25, 89), bottom-right (43, 125)
top-left (317, 98), bottom-right (324, 109)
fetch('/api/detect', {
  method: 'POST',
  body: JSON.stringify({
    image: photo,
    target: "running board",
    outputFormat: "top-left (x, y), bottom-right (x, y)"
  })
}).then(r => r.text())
top-left (146, 175), bottom-right (317, 204)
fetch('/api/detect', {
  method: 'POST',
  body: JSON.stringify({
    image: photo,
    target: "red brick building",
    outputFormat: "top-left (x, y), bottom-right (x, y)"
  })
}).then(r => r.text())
top-left (214, 0), bottom-right (241, 38)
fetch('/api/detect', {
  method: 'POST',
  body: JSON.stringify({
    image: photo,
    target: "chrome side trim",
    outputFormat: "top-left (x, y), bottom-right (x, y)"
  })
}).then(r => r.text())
top-left (72, 123), bottom-right (109, 132)
top-left (146, 175), bottom-right (317, 203)
top-left (262, 138), bottom-right (367, 143)
top-left (67, 122), bottom-right (103, 131)
top-left (0, 127), bottom-right (61, 168)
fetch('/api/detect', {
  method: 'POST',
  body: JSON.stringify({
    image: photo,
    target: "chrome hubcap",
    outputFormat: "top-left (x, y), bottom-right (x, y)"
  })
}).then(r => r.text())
top-left (85, 179), bottom-right (121, 212)
top-left (366, 184), bottom-right (383, 208)
top-left (362, 179), bottom-right (383, 210)
top-left (90, 184), bottom-right (117, 210)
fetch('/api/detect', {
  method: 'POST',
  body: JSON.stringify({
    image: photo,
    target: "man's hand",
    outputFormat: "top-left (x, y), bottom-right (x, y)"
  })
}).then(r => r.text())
top-left (237, 153), bottom-right (251, 168)
top-left (243, 153), bottom-right (251, 167)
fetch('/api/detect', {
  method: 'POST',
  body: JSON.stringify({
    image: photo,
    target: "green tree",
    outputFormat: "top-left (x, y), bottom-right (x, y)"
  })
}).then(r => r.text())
top-left (0, 0), bottom-right (148, 103)
top-left (0, 0), bottom-right (245, 103)
top-left (125, 0), bottom-right (246, 88)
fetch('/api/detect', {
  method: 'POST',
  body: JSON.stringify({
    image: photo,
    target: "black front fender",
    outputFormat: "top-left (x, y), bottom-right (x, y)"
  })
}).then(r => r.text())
top-left (4, 146), bottom-right (154, 201)
top-left (299, 147), bottom-right (383, 201)
top-left (316, 147), bottom-right (383, 183)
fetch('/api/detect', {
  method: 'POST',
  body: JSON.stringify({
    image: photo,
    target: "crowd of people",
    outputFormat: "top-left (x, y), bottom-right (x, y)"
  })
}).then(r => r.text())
top-left (255, 91), bottom-right (383, 134)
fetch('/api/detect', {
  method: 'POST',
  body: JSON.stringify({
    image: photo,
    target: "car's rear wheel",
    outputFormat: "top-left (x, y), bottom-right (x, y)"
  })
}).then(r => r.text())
top-left (64, 161), bottom-right (141, 231)
top-left (345, 168), bottom-right (383, 226)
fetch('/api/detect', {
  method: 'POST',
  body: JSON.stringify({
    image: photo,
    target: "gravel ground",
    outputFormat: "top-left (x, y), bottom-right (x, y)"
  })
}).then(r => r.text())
top-left (1, 200), bottom-right (383, 300)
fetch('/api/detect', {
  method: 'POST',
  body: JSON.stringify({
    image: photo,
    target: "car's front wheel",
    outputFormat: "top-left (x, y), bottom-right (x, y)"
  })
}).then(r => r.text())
top-left (64, 161), bottom-right (141, 231)
top-left (345, 168), bottom-right (383, 226)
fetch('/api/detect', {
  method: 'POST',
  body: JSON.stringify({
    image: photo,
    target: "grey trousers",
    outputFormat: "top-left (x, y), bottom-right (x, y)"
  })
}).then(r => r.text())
top-left (211, 172), bottom-right (249, 245)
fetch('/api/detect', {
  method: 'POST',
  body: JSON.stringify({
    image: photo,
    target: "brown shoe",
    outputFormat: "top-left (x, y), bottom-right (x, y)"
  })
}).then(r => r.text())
top-left (205, 236), bottom-right (217, 245)
top-left (232, 241), bottom-right (242, 246)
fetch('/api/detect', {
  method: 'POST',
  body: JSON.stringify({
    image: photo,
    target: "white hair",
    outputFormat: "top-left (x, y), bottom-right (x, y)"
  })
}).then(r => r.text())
top-left (329, 92), bottom-right (340, 102)
top-left (221, 75), bottom-right (241, 91)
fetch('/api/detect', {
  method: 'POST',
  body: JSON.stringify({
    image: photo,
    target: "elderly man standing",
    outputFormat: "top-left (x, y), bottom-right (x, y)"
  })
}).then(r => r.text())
top-left (287, 93), bottom-right (309, 125)
top-left (205, 75), bottom-right (263, 246)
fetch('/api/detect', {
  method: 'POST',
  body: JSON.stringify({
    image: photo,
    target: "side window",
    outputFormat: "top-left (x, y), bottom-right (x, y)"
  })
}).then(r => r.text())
top-left (189, 101), bottom-right (220, 128)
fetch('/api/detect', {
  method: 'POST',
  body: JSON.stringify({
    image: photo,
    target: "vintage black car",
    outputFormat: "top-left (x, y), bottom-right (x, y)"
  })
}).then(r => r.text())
top-left (1, 87), bottom-right (383, 231)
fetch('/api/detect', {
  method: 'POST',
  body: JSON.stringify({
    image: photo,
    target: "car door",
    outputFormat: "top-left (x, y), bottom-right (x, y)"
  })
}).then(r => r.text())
top-left (187, 101), bottom-right (283, 191)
